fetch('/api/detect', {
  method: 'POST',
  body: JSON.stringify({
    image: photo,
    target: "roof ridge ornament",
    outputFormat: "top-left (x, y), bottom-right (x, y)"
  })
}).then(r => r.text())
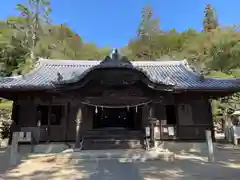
top-left (57, 72), bottom-right (63, 81)
top-left (100, 49), bottom-right (133, 66)
top-left (110, 48), bottom-right (120, 60)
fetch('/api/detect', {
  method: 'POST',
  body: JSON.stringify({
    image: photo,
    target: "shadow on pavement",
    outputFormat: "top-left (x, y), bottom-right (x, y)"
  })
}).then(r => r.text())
top-left (1, 146), bottom-right (239, 180)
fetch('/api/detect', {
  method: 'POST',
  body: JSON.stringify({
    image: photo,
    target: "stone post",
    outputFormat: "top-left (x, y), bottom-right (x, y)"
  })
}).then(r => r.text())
top-left (205, 130), bottom-right (214, 162)
top-left (149, 119), bottom-right (155, 148)
top-left (149, 105), bottom-right (156, 148)
top-left (9, 132), bottom-right (19, 166)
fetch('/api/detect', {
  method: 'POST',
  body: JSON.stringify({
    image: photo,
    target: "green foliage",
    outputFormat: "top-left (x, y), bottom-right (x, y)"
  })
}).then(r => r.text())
top-left (0, 101), bottom-right (12, 109)
top-left (137, 3), bottom-right (160, 37)
top-left (206, 71), bottom-right (233, 78)
top-left (0, 1), bottom-right (240, 123)
top-left (0, 120), bottom-right (11, 139)
top-left (78, 44), bottom-right (110, 60)
top-left (207, 71), bottom-right (240, 120)
top-left (0, 108), bottom-right (12, 139)
top-left (203, 4), bottom-right (218, 32)
top-left (0, 36), bottom-right (29, 76)
top-left (131, 3), bottom-right (160, 60)
top-left (7, 0), bottom-right (52, 65)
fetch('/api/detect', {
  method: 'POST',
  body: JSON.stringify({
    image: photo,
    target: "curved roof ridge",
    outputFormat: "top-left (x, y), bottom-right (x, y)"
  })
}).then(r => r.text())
top-left (39, 58), bottom-right (186, 66)
top-left (39, 58), bottom-right (101, 66)
top-left (132, 60), bottom-right (185, 66)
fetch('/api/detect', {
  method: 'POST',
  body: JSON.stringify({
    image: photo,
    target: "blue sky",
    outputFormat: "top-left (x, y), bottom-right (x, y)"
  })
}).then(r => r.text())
top-left (1, 0), bottom-right (240, 48)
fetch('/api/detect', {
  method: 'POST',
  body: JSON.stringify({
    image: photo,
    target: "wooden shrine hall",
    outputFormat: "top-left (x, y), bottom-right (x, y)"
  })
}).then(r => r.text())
top-left (0, 50), bottom-right (240, 149)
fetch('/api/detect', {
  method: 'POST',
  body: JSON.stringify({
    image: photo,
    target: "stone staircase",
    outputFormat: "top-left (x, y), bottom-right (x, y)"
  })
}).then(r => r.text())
top-left (82, 128), bottom-right (144, 150)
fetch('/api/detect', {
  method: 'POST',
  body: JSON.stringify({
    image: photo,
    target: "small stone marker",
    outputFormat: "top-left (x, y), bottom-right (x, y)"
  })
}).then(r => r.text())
top-left (233, 126), bottom-right (240, 145)
top-left (205, 130), bottom-right (214, 162)
top-left (145, 127), bottom-right (150, 137)
top-left (18, 131), bottom-right (32, 142)
top-left (9, 132), bottom-right (19, 166)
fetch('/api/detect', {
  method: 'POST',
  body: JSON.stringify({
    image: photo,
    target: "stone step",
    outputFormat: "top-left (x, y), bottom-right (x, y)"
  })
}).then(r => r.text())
top-left (84, 129), bottom-right (143, 139)
top-left (86, 129), bottom-right (143, 135)
top-left (82, 139), bottom-right (144, 150)
top-left (85, 132), bottom-right (143, 136)
top-left (84, 139), bottom-right (143, 143)
top-left (82, 128), bottom-right (144, 150)
top-left (84, 133), bottom-right (143, 139)
top-left (46, 149), bottom-right (174, 163)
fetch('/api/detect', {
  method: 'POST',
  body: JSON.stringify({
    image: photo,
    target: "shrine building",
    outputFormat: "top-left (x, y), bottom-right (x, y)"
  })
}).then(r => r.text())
top-left (0, 50), bottom-right (240, 149)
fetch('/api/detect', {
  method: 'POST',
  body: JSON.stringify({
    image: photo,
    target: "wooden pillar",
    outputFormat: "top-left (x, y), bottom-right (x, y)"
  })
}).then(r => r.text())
top-left (64, 103), bottom-right (70, 142)
top-left (133, 107), bottom-right (138, 130)
top-left (207, 100), bottom-right (215, 141)
top-left (47, 104), bottom-right (52, 143)
top-left (11, 101), bottom-right (18, 125)
top-left (142, 104), bottom-right (151, 129)
top-left (8, 101), bottom-right (19, 145)
top-left (35, 109), bottom-right (41, 144)
top-left (149, 105), bottom-right (155, 147)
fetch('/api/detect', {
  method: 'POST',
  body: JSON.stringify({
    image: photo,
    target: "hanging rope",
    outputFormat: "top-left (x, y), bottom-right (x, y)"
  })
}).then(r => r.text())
top-left (81, 100), bottom-right (152, 109)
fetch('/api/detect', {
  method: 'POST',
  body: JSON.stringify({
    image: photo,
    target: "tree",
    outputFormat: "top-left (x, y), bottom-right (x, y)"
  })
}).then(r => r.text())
top-left (203, 4), bottom-right (218, 32)
top-left (0, 27), bottom-right (29, 76)
top-left (0, 40), bottom-right (28, 76)
top-left (7, 0), bottom-right (52, 64)
top-left (53, 24), bottom-right (83, 59)
top-left (137, 3), bottom-right (160, 38)
top-left (78, 43), bottom-right (110, 60)
top-left (129, 3), bottom-right (160, 60)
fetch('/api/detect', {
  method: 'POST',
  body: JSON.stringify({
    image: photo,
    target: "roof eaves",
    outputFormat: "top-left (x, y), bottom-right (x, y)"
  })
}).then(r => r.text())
top-left (0, 85), bottom-right (55, 91)
top-left (174, 86), bottom-right (240, 92)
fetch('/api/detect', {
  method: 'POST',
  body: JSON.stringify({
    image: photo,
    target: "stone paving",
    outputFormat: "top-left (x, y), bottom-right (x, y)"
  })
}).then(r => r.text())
top-left (0, 146), bottom-right (239, 180)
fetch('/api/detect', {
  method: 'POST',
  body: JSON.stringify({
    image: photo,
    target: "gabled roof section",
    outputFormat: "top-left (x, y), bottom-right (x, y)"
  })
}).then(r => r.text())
top-left (0, 57), bottom-right (239, 92)
top-left (98, 50), bottom-right (134, 68)
top-left (54, 51), bottom-right (174, 90)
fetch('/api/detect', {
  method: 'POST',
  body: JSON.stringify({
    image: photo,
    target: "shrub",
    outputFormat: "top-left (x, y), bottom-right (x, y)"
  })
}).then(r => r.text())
top-left (0, 120), bottom-right (11, 139)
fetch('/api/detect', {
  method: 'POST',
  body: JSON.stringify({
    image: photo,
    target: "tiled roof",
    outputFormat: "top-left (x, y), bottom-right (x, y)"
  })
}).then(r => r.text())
top-left (0, 58), bottom-right (239, 91)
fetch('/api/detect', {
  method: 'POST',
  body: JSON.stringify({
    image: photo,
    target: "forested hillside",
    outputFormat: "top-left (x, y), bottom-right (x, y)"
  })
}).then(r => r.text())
top-left (0, 1), bottom-right (239, 121)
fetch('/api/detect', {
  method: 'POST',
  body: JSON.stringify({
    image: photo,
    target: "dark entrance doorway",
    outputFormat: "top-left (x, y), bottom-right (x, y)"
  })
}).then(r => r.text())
top-left (165, 105), bottom-right (177, 125)
top-left (93, 107), bottom-right (142, 130)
